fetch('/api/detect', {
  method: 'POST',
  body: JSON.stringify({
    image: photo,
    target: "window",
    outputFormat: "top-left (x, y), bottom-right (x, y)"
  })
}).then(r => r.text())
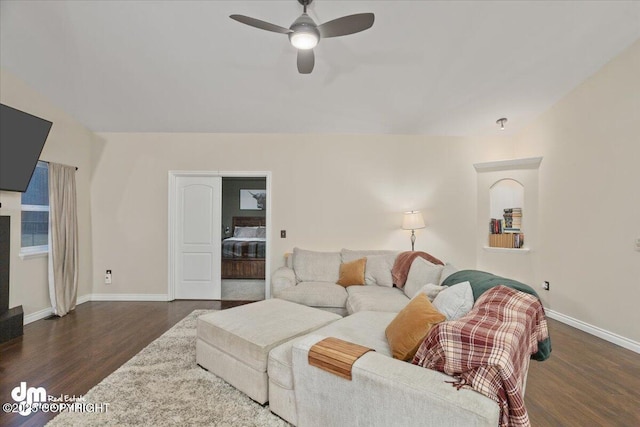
top-left (21, 161), bottom-right (49, 255)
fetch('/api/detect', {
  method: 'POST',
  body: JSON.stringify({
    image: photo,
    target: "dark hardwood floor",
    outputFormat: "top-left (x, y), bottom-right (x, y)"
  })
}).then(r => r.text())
top-left (0, 300), bottom-right (247, 427)
top-left (1, 301), bottom-right (639, 427)
top-left (525, 319), bottom-right (640, 426)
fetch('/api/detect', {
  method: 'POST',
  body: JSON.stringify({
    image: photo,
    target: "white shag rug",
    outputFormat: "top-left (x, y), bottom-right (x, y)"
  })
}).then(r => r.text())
top-left (46, 310), bottom-right (289, 427)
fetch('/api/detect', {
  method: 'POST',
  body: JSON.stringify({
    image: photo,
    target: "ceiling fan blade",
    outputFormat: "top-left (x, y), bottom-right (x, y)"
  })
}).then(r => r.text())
top-left (229, 15), bottom-right (292, 34)
top-left (317, 13), bottom-right (375, 38)
top-left (297, 49), bottom-right (315, 74)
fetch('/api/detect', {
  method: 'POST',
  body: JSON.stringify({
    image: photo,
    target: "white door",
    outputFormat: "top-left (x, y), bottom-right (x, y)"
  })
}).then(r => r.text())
top-left (175, 176), bottom-right (222, 299)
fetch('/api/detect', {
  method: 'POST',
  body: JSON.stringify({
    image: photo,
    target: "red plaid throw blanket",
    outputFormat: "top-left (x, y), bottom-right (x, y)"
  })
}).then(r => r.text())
top-left (412, 285), bottom-right (548, 427)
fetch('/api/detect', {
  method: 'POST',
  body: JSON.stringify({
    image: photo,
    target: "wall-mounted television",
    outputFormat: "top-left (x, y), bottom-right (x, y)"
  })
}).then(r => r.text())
top-left (0, 104), bottom-right (52, 192)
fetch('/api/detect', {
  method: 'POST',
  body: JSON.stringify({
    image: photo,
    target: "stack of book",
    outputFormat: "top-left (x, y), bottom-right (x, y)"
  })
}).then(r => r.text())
top-left (488, 232), bottom-right (525, 248)
top-left (489, 207), bottom-right (524, 248)
top-left (503, 208), bottom-right (522, 233)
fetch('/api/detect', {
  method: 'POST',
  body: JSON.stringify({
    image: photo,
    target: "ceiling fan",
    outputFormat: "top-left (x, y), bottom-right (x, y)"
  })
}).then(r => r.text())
top-left (230, 0), bottom-right (375, 74)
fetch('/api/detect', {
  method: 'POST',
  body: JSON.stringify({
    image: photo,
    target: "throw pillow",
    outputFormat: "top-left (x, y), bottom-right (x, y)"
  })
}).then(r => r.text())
top-left (432, 281), bottom-right (474, 320)
top-left (385, 293), bottom-right (446, 361)
top-left (234, 226), bottom-right (258, 238)
top-left (417, 283), bottom-right (447, 301)
top-left (438, 262), bottom-right (459, 285)
top-left (403, 257), bottom-right (444, 299)
top-left (337, 258), bottom-right (367, 287)
top-left (392, 251), bottom-right (445, 288)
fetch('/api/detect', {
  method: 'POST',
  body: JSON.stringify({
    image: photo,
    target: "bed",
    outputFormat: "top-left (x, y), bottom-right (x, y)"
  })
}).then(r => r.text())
top-left (221, 216), bottom-right (266, 279)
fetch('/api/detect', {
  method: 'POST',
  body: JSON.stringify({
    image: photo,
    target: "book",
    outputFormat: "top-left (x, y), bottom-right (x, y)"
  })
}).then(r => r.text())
top-left (488, 232), bottom-right (525, 248)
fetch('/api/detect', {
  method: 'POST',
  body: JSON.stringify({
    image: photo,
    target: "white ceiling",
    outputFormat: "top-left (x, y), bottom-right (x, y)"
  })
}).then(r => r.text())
top-left (1, 1), bottom-right (639, 136)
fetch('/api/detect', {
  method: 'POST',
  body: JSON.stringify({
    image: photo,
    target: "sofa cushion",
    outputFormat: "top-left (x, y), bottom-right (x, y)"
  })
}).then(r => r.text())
top-left (432, 281), bottom-right (474, 320)
top-left (385, 293), bottom-right (446, 361)
top-left (293, 248), bottom-right (341, 283)
top-left (197, 299), bottom-right (341, 373)
top-left (403, 257), bottom-right (444, 299)
top-left (345, 286), bottom-right (409, 315)
top-left (268, 311), bottom-right (396, 390)
top-left (341, 249), bottom-right (398, 287)
top-left (365, 254), bottom-right (397, 287)
top-left (275, 281), bottom-right (348, 308)
top-left (337, 258), bottom-right (366, 287)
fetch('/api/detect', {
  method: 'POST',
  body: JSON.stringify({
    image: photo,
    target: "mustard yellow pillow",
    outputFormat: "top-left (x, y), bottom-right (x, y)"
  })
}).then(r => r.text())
top-left (337, 258), bottom-right (367, 287)
top-left (385, 293), bottom-right (446, 361)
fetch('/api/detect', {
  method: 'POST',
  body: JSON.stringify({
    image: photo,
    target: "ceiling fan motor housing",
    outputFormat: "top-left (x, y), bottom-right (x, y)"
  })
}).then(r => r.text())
top-left (289, 13), bottom-right (320, 49)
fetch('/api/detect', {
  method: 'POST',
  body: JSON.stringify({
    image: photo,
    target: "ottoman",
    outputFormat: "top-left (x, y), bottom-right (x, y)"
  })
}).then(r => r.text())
top-left (196, 298), bottom-right (342, 404)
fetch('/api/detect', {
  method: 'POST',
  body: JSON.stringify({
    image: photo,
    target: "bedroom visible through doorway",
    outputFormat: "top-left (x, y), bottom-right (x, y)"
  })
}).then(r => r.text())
top-left (221, 177), bottom-right (267, 301)
top-left (168, 171), bottom-right (271, 302)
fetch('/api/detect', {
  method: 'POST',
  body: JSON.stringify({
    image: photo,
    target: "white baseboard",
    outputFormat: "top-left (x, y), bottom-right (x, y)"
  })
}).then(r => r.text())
top-left (546, 309), bottom-right (640, 354)
top-left (23, 294), bottom-right (92, 324)
top-left (23, 306), bottom-right (54, 324)
top-left (23, 293), bottom-right (169, 325)
top-left (77, 294), bottom-right (92, 305)
top-left (89, 293), bottom-right (169, 302)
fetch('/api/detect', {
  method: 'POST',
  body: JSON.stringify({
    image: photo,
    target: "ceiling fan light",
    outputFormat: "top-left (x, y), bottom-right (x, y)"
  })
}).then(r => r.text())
top-left (290, 31), bottom-right (318, 49)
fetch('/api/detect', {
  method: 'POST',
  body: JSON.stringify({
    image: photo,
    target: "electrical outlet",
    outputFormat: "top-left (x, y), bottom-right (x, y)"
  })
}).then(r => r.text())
top-left (542, 281), bottom-right (550, 291)
top-left (280, 230), bottom-right (286, 238)
top-left (105, 270), bottom-right (112, 284)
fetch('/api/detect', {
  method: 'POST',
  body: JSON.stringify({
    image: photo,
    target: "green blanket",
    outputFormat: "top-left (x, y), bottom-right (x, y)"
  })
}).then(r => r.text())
top-left (441, 269), bottom-right (552, 361)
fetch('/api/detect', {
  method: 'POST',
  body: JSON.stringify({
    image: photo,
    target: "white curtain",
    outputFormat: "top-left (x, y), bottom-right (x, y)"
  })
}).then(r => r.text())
top-left (48, 163), bottom-right (78, 317)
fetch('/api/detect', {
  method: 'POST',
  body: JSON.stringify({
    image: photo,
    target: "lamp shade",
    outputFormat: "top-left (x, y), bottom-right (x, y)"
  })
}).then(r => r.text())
top-left (402, 211), bottom-right (425, 230)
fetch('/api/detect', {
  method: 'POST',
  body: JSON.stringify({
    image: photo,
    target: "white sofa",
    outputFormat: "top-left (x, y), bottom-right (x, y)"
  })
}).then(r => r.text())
top-left (293, 332), bottom-right (501, 427)
top-left (267, 248), bottom-right (502, 426)
top-left (273, 248), bottom-right (437, 316)
top-left (268, 311), bottom-right (502, 426)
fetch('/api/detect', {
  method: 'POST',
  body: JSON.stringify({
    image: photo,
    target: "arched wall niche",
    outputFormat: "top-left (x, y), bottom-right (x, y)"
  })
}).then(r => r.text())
top-left (473, 157), bottom-right (542, 295)
top-left (489, 178), bottom-right (524, 221)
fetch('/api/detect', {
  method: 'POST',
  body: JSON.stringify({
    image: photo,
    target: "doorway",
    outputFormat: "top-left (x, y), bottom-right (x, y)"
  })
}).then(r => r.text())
top-left (168, 171), bottom-right (271, 301)
top-left (220, 177), bottom-right (267, 301)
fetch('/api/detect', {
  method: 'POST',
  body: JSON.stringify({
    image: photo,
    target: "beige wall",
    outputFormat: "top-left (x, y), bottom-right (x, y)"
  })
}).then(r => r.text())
top-left (4, 39), bottom-right (637, 346)
top-left (89, 133), bottom-right (512, 296)
top-left (511, 40), bottom-right (640, 342)
top-left (0, 69), bottom-right (95, 317)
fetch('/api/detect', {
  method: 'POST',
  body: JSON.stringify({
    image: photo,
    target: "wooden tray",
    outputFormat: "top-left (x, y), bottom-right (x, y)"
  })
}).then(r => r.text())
top-left (308, 337), bottom-right (374, 380)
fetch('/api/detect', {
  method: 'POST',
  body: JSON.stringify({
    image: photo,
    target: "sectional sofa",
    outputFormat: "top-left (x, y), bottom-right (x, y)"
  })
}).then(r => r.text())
top-left (265, 248), bottom-right (550, 426)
